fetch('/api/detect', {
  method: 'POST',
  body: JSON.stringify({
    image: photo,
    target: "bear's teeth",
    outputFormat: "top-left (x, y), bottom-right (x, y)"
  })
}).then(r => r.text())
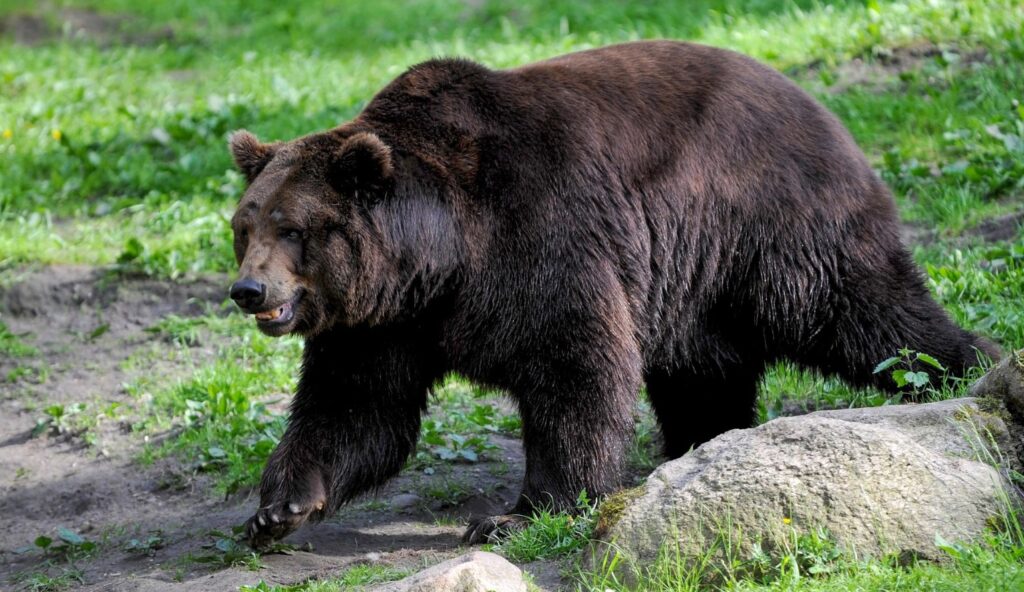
top-left (256, 308), bottom-right (282, 321)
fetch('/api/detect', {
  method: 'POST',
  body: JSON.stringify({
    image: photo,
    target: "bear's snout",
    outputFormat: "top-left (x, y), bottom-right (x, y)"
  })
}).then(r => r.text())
top-left (229, 278), bottom-right (267, 310)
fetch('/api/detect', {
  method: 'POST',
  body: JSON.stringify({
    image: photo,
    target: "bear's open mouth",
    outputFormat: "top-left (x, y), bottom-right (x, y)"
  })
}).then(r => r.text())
top-left (253, 291), bottom-right (302, 331)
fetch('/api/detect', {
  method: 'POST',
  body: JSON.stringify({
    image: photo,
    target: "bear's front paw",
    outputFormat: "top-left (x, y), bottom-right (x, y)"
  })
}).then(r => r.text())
top-left (245, 498), bottom-right (325, 550)
top-left (462, 514), bottom-right (529, 544)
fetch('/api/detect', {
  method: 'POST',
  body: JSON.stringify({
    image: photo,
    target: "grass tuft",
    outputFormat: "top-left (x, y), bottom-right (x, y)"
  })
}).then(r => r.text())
top-left (489, 492), bottom-right (597, 562)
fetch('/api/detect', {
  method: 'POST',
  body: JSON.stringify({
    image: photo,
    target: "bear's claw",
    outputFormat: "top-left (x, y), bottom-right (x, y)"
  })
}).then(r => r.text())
top-left (462, 514), bottom-right (529, 545)
top-left (245, 498), bottom-right (324, 550)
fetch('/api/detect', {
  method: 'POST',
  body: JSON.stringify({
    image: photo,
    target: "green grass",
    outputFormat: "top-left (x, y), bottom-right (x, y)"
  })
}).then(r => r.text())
top-left (134, 312), bottom-right (300, 494)
top-left (584, 527), bottom-right (1024, 592)
top-left (824, 43), bottom-right (1024, 231)
top-left (923, 242), bottom-right (1024, 346)
top-left (130, 315), bottom-right (519, 495)
top-left (415, 375), bottom-right (520, 467)
top-left (0, 319), bottom-right (38, 357)
top-left (240, 563), bottom-right (409, 591)
top-left (2, 0), bottom-right (1021, 277)
top-left (12, 528), bottom-right (99, 592)
top-left (488, 492), bottom-right (598, 562)
top-left (3, 0), bottom-right (1024, 589)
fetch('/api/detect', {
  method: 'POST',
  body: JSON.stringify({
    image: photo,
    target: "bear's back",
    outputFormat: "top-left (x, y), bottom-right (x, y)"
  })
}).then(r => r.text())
top-left (358, 42), bottom-right (902, 365)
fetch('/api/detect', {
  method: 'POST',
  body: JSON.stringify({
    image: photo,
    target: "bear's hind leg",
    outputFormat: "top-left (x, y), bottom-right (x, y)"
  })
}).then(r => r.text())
top-left (645, 362), bottom-right (763, 459)
top-left (463, 339), bottom-right (642, 544)
top-left (802, 252), bottom-right (998, 391)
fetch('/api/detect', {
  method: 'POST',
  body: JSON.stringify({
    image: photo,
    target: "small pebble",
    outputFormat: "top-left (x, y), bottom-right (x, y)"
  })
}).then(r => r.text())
top-left (389, 493), bottom-right (421, 510)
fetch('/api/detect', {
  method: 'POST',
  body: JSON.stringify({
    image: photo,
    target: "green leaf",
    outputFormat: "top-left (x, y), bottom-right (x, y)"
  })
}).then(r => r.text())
top-left (31, 418), bottom-right (52, 438)
top-left (34, 535), bottom-right (52, 549)
top-left (422, 432), bottom-right (444, 446)
top-left (88, 323), bottom-right (110, 341)
top-left (935, 534), bottom-right (962, 559)
top-left (117, 237), bottom-right (145, 263)
top-left (264, 542), bottom-right (298, 555)
top-left (905, 371), bottom-right (931, 388)
top-left (915, 353), bottom-right (946, 371)
top-left (58, 528), bottom-right (84, 545)
top-left (872, 357), bottom-right (901, 374)
top-left (253, 439), bottom-right (275, 456)
top-left (892, 369), bottom-right (909, 388)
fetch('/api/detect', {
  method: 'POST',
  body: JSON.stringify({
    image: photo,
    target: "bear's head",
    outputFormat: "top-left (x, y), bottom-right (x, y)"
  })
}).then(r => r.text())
top-left (227, 128), bottom-right (467, 337)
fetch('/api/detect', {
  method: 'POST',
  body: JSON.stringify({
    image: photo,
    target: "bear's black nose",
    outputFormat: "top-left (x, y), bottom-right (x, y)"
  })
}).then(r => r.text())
top-left (230, 278), bottom-right (266, 309)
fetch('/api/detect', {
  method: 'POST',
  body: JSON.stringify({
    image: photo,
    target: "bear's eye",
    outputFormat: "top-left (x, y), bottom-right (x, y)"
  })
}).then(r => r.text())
top-left (280, 228), bottom-right (302, 242)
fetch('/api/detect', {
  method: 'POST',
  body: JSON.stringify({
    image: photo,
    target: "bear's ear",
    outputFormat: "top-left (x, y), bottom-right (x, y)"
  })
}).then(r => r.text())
top-left (229, 130), bottom-right (277, 183)
top-left (329, 132), bottom-right (394, 199)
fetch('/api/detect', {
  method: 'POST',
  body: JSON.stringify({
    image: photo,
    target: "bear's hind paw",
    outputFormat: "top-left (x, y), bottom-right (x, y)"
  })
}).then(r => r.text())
top-left (245, 498), bottom-right (325, 550)
top-left (462, 514), bottom-right (529, 545)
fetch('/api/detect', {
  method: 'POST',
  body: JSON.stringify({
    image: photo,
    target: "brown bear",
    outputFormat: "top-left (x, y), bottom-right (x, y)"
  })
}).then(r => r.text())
top-left (228, 41), bottom-right (997, 548)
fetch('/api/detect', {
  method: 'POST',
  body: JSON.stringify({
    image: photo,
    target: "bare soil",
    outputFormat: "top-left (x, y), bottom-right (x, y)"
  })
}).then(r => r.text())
top-left (0, 7), bottom-right (173, 47)
top-left (900, 208), bottom-right (1024, 246)
top-left (0, 266), bottom-right (534, 591)
top-left (794, 42), bottom-right (990, 95)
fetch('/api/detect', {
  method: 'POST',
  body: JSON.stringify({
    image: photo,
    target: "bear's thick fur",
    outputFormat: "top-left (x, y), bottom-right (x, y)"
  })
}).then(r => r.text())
top-left (228, 41), bottom-right (997, 547)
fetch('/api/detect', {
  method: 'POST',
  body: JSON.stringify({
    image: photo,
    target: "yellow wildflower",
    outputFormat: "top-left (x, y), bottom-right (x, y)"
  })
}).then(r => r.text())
top-left (783, 517), bottom-right (792, 525)
top-left (51, 129), bottom-right (62, 141)
top-left (2, 129), bottom-right (11, 140)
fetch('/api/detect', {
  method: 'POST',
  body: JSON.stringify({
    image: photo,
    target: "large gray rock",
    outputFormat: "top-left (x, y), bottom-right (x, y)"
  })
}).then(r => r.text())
top-left (812, 397), bottom-right (1016, 464)
top-left (373, 551), bottom-right (528, 592)
top-left (596, 398), bottom-right (1014, 575)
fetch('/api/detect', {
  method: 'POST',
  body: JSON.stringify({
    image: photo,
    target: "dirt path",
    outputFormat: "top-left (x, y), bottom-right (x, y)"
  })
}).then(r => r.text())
top-left (0, 266), bottom-right (531, 591)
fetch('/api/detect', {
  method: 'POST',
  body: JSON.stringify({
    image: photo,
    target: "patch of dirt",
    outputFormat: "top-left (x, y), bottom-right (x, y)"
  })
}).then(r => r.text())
top-left (0, 266), bottom-right (544, 591)
top-left (795, 42), bottom-right (989, 95)
top-left (0, 8), bottom-right (173, 47)
top-left (901, 209), bottom-right (1024, 247)
top-left (963, 210), bottom-right (1024, 243)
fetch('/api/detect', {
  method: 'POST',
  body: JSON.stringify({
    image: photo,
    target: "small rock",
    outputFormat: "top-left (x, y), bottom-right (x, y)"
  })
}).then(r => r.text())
top-left (389, 493), bottom-right (421, 510)
top-left (373, 551), bottom-right (527, 592)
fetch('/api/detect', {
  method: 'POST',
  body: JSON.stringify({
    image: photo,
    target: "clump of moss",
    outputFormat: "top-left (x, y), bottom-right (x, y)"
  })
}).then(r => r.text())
top-left (956, 403), bottom-right (1011, 435)
top-left (593, 486), bottom-right (646, 538)
top-left (974, 396), bottom-right (1013, 424)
